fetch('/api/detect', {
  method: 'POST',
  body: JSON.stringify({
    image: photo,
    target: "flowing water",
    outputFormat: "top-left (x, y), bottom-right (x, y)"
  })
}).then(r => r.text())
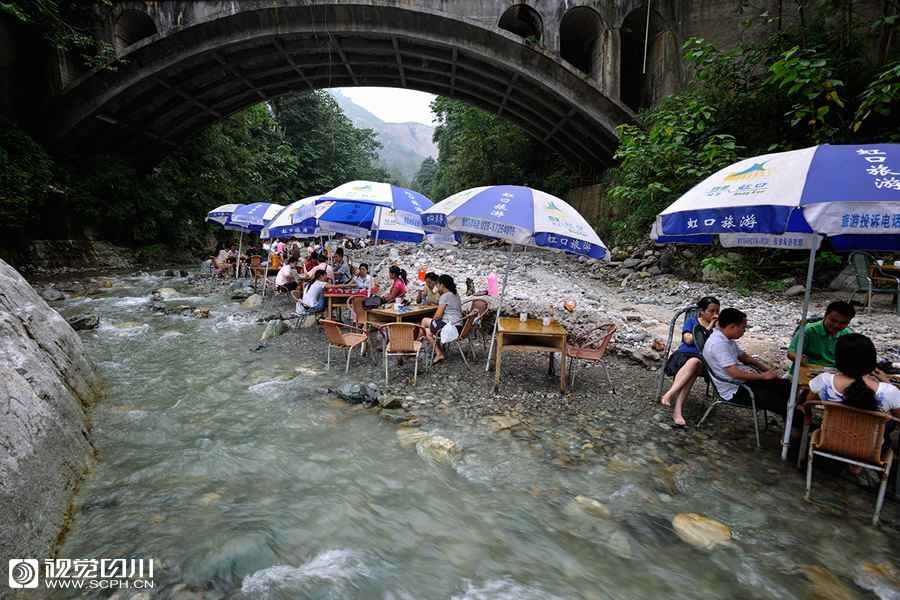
top-left (56, 275), bottom-right (899, 599)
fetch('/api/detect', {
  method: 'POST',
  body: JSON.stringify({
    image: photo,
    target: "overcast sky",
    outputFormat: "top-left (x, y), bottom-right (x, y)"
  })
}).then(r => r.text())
top-left (338, 87), bottom-right (437, 126)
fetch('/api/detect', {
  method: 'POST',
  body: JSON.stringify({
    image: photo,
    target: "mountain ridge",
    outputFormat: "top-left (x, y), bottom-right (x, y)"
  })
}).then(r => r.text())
top-left (329, 89), bottom-right (436, 183)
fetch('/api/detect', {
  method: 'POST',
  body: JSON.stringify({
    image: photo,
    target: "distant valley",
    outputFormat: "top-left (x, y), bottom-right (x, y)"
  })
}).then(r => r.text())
top-left (329, 89), bottom-right (437, 183)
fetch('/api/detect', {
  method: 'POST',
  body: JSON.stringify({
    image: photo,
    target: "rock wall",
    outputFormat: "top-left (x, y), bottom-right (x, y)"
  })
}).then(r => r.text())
top-left (24, 240), bottom-right (138, 276)
top-left (0, 259), bottom-right (100, 562)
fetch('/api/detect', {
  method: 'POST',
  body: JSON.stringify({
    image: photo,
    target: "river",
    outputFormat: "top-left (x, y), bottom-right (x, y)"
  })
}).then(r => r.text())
top-left (54, 273), bottom-right (899, 599)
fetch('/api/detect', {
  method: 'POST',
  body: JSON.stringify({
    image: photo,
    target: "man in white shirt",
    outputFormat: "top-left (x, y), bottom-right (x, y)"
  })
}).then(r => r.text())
top-left (299, 269), bottom-right (328, 314)
top-left (703, 308), bottom-right (794, 417)
top-left (275, 257), bottom-right (300, 300)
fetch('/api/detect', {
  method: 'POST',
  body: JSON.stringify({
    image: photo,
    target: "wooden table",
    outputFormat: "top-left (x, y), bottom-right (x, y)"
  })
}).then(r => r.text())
top-left (368, 304), bottom-right (437, 324)
top-left (494, 317), bottom-right (568, 393)
top-left (325, 291), bottom-right (367, 321)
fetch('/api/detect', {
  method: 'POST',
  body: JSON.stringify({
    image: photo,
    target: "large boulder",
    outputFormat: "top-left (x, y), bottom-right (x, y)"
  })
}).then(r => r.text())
top-left (241, 294), bottom-right (262, 309)
top-left (259, 319), bottom-right (287, 340)
top-left (0, 259), bottom-right (100, 561)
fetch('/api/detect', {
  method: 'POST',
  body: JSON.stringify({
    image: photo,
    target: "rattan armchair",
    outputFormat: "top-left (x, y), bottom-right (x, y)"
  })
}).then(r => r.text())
top-left (803, 400), bottom-right (898, 525)
top-left (461, 298), bottom-right (491, 355)
top-left (565, 323), bottom-right (616, 394)
top-left (379, 322), bottom-right (425, 385)
top-left (319, 320), bottom-right (370, 373)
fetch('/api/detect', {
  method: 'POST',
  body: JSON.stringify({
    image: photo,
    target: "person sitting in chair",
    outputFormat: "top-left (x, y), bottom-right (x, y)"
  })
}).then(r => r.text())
top-left (661, 296), bottom-right (720, 427)
top-left (703, 308), bottom-right (794, 418)
top-left (417, 272), bottom-right (440, 305)
top-left (420, 274), bottom-right (463, 366)
top-left (332, 249), bottom-right (352, 285)
top-left (298, 269), bottom-right (328, 315)
top-left (276, 257), bottom-right (301, 300)
top-left (787, 300), bottom-right (855, 367)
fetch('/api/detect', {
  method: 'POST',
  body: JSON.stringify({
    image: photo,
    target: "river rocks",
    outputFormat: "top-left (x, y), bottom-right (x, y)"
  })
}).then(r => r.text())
top-left (230, 287), bottom-right (255, 300)
top-left (855, 562), bottom-right (900, 599)
top-left (396, 429), bottom-right (429, 447)
top-left (241, 294), bottom-right (263, 310)
top-left (334, 383), bottom-right (379, 406)
top-left (379, 395), bottom-right (403, 409)
top-left (572, 495), bottom-right (611, 518)
top-left (802, 565), bottom-right (860, 600)
top-left (672, 513), bottom-right (732, 550)
top-left (256, 311), bottom-right (281, 323)
top-left (631, 348), bottom-right (662, 368)
top-left (260, 319), bottom-right (287, 340)
top-left (785, 284), bottom-right (807, 297)
top-left (151, 287), bottom-right (180, 301)
top-left (192, 307), bottom-right (210, 319)
top-left (484, 415), bottom-right (522, 432)
top-left (622, 258), bottom-right (642, 269)
top-left (0, 259), bottom-right (100, 561)
top-left (418, 434), bottom-right (462, 459)
top-left (40, 286), bottom-right (66, 302)
top-left (68, 313), bottom-right (100, 330)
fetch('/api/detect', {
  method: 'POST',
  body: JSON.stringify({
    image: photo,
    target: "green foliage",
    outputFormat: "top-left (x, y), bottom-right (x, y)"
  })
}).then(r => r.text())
top-left (426, 97), bottom-right (577, 201)
top-left (605, 95), bottom-right (740, 242)
top-left (0, 127), bottom-right (54, 229)
top-left (1, 93), bottom-right (391, 250)
top-left (411, 156), bottom-right (438, 198)
top-left (854, 58), bottom-right (900, 137)
top-left (272, 92), bottom-right (390, 196)
top-left (767, 46), bottom-right (845, 141)
top-left (2, 0), bottom-right (117, 70)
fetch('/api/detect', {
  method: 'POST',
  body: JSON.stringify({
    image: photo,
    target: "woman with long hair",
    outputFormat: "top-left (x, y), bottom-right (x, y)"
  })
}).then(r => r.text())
top-left (660, 296), bottom-right (720, 427)
top-left (382, 265), bottom-right (408, 302)
top-left (420, 274), bottom-right (463, 366)
top-left (808, 333), bottom-right (900, 414)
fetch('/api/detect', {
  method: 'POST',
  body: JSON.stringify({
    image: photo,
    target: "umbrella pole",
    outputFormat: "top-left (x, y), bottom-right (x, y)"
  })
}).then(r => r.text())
top-left (373, 208), bottom-right (383, 247)
top-left (235, 232), bottom-right (243, 278)
top-left (261, 243), bottom-right (274, 302)
top-left (781, 243), bottom-right (818, 461)
top-left (485, 243), bottom-right (516, 372)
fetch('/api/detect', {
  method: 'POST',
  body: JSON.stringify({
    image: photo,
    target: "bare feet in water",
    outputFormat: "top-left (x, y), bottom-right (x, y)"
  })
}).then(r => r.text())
top-left (660, 391), bottom-right (672, 407)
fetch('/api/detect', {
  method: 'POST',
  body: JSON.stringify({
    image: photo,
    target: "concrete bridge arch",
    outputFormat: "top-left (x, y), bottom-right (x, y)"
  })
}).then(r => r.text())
top-left (49, 1), bottom-right (694, 168)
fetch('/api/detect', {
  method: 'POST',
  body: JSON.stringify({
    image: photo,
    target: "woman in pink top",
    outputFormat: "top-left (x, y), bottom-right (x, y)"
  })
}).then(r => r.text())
top-left (382, 266), bottom-right (408, 302)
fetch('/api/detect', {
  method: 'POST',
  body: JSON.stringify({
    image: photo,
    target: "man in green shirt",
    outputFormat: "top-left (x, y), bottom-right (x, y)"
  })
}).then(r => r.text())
top-left (787, 300), bottom-right (855, 366)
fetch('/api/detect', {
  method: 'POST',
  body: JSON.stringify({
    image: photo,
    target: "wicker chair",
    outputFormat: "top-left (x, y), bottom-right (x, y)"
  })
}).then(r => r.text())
top-left (461, 298), bottom-right (491, 355)
top-left (848, 251), bottom-right (900, 313)
top-left (319, 320), bottom-right (370, 373)
top-left (379, 322), bottom-right (425, 385)
top-left (803, 401), bottom-right (898, 525)
top-left (565, 324), bottom-right (616, 393)
top-left (426, 313), bottom-right (477, 370)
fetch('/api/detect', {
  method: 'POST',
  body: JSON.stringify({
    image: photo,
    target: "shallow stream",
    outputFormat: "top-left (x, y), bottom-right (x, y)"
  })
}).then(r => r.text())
top-left (56, 274), bottom-right (899, 599)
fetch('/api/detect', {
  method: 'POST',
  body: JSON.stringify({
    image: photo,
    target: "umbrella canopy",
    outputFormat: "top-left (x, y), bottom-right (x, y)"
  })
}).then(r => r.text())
top-left (231, 202), bottom-right (285, 233)
top-left (653, 144), bottom-right (900, 250)
top-left (422, 185), bottom-right (608, 259)
top-left (261, 197), bottom-right (320, 240)
top-left (651, 143), bottom-right (900, 461)
top-left (206, 204), bottom-right (250, 232)
top-left (312, 187), bottom-right (433, 243)
top-left (422, 185), bottom-right (609, 371)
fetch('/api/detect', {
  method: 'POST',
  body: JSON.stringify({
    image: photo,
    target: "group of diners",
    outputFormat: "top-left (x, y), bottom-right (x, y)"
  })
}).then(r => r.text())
top-left (660, 298), bottom-right (899, 433)
top-left (276, 254), bottom-right (468, 367)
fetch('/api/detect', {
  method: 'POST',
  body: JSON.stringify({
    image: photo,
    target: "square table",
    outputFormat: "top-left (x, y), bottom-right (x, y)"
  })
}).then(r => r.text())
top-left (494, 317), bottom-right (568, 392)
top-left (368, 304), bottom-right (437, 324)
top-left (324, 290), bottom-right (367, 321)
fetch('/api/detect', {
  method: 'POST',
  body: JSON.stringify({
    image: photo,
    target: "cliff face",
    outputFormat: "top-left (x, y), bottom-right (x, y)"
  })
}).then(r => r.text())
top-left (0, 259), bottom-right (100, 561)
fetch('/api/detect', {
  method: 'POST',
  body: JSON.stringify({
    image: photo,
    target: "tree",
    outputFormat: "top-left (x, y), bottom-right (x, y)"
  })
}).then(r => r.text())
top-left (427, 97), bottom-right (576, 201)
top-left (272, 91), bottom-right (389, 196)
top-left (411, 156), bottom-right (438, 197)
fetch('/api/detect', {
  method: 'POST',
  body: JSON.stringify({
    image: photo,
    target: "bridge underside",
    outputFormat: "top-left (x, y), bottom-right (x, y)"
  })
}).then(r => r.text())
top-left (53, 5), bottom-right (632, 168)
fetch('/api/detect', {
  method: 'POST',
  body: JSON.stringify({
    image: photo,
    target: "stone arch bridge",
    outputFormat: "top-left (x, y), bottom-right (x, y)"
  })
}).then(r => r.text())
top-left (46, 1), bottom-right (732, 168)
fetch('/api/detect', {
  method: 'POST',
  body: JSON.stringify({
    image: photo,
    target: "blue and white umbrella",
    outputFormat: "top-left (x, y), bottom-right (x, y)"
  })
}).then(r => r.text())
top-left (206, 203), bottom-right (246, 231)
top-left (315, 180), bottom-right (433, 244)
top-left (422, 185), bottom-right (609, 370)
top-left (651, 143), bottom-right (900, 460)
top-left (422, 185), bottom-right (608, 259)
top-left (313, 190), bottom-right (433, 244)
top-left (206, 202), bottom-right (284, 278)
top-left (261, 197), bottom-right (320, 240)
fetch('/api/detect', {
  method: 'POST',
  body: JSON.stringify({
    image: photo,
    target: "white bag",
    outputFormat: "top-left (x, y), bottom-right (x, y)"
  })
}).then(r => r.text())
top-left (439, 323), bottom-right (459, 344)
